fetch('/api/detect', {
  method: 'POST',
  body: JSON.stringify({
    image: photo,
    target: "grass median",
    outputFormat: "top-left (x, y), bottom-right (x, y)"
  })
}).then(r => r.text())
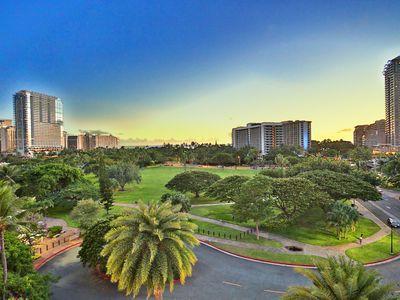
top-left (345, 232), bottom-right (400, 263)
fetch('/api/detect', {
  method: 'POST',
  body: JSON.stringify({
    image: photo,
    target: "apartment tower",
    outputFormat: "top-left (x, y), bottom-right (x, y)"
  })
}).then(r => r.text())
top-left (14, 90), bottom-right (64, 155)
top-left (232, 120), bottom-right (311, 155)
top-left (384, 56), bottom-right (400, 146)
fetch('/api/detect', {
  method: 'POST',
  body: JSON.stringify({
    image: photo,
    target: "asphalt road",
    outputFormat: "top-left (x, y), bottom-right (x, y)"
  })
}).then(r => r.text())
top-left (363, 188), bottom-right (400, 234)
top-left (40, 245), bottom-right (400, 300)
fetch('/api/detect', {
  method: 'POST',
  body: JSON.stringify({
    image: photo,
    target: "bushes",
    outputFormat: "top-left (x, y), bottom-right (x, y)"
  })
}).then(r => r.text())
top-left (47, 226), bottom-right (63, 238)
top-left (1, 232), bottom-right (56, 299)
top-left (260, 167), bottom-right (287, 178)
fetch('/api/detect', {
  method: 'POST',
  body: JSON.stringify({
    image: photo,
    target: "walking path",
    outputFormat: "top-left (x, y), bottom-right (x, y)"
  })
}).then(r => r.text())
top-left (113, 200), bottom-right (391, 258)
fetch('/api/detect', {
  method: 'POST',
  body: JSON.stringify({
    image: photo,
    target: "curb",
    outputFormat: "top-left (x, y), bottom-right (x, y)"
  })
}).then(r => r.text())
top-left (200, 240), bottom-right (400, 268)
top-left (34, 240), bottom-right (82, 270)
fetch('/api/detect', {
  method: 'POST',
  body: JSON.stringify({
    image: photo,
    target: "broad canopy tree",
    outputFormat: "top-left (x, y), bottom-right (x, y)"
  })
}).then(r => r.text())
top-left (232, 175), bottom-right (275, 239)
top-left (165, 171), bottom-right (220, 197)
top-left (205, 175), bottom-right (249, 202)
top-left (298, 170), bottom-right (381, 201)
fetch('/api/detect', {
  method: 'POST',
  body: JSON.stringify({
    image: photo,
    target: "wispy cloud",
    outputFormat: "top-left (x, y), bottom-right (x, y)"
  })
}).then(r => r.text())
top-left (337, 128), bottom-right (353, 133)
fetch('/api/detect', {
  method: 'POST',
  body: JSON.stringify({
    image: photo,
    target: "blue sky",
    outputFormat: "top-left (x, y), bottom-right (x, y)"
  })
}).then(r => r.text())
top-left (1, 1), bottom-right (399, 144)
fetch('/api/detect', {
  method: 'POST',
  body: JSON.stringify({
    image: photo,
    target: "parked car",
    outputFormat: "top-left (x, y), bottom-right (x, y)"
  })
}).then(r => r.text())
top-left (387, 218), bottom-right (400, 228)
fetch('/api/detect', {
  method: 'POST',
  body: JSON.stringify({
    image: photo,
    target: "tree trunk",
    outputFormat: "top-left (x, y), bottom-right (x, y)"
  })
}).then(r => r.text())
top-left (0, 229), bottom-right (7, 300)
top-left (255, 222), bottom-right (260, 240)
top-left (195, 191), bottom-right (199, 198)
top-left (154, 290), bottom-right (163, 300)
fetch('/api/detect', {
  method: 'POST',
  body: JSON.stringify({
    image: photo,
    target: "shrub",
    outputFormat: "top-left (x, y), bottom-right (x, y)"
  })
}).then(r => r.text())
top-left (47, 225), bottom-right (63, 238)
top-left (160, 192), bottom-right (191, 212)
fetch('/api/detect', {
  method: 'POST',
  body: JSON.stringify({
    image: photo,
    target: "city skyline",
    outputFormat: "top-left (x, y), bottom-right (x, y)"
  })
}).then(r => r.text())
top-left (1, 1), bottom-right (400, 145)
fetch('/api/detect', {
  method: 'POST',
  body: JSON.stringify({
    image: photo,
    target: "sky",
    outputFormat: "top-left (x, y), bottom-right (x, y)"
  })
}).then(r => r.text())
top-left (0, 1), bottom-right (399, 145)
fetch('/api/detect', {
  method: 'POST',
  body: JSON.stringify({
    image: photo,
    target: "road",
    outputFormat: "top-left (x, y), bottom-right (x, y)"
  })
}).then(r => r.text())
top-left (363, 188), bottom-right (400, 233)
top-left (40, 245), bottom-right (400, 300)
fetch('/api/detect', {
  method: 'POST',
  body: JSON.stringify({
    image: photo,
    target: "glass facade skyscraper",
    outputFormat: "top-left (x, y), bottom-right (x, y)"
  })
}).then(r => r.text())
top-left (14, 90), bottom-right (64, 155)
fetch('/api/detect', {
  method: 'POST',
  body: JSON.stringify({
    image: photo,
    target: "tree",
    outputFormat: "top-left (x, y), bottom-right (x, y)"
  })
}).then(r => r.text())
top-left (348, 146), bottom-right (372, 169)
top-left (70, 199), bottom-right (102, 231)
top-left (50, 180), bottom-right (99, 210)
top-left (101, 201), bottom-right (199, 299)
top-left (0, 182), bottom-right (30, 299)
top-left (327, 201), bottom-right (359, 239)
top-left (99, 165), bottom-right (115, 213)
top-left (232, 176), bottom-right (274, 239)
top-left (160, 192), bottom-right (191, 212)
top-left (299, 170), bottom-right (381, 201)
top-left (78, 218), bottom-right (113, 272)
top-left (283, 256), bottom-right (395, 300)
top-left (19, 163), bottom-right (84, 200)
top-left (165, 171), bottom-right (221, 197)
top-left (0, 165), bottom-right (20, 185)
top-left (209, 153), bottom-right (235, 166)
top-left (205, 175), bottom-right (249, 202)
top-left (108, 162), bottom-right (141, 191)
top-left (287, 156), bottom-right (351, 176)
top-left (270, 177), bottom-right (329, 223)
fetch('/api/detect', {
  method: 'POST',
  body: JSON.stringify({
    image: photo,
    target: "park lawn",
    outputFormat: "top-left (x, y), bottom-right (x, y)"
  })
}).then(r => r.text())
top-left (270, 208), bottom-right (381, 246)
top-left (209, 242), bottom-right (323, 265)
top-left (345, 233), bottom-right (400, 263)
top-left (191, 205), bottom-right (381, 246)
top-left (192, 219), bottom-right (282, 248)
top-left (114, 165), bottom-right (257, 204)
top-left (47, 205), bottom-right (132, 228)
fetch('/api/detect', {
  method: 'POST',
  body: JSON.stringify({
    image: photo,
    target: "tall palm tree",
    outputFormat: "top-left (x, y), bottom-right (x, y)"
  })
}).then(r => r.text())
top-left (283, 256), bottom-right (396, 300)
top-left (0, 165), bottom-right (20, 185)
top-left (101, 201), bottom-right (199, 299)
top-left (0, 182), bottom-right (27, 299)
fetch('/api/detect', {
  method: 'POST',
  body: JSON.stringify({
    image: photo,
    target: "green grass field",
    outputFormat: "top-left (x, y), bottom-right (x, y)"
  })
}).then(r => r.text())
top-left (346, 232), bottom-right (400, 263)
top-left (114, 165), bottom-right (257, 204)
top-left (191, 205), bottom-right (380, 246)
top-left (192, 219), bottom-right (282, 248)
top-left (209, 242), bottom-right (323, 265)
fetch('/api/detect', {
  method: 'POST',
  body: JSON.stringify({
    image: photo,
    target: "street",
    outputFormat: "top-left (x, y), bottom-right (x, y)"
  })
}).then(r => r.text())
top-left (363, 188), bottom-right (400, 233)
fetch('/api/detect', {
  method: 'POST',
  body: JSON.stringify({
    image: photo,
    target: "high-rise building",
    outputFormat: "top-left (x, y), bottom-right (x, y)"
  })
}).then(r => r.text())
top-left (14, 90), bottom-right (64, 155)
top-left (0, 126), bottom-right (15, 153)
top-left (0, 120), bottom-right (12, 127)
top-left (353, 119), bottom-right (386, 147)
top-left (0, 120), bottom-right (15, 154)
top-left (384, 56), bottom-right (400, 146)
top-left (67, 133), bottom-right (119, 150)
top-left (232, 120), bottom-right (311, 155)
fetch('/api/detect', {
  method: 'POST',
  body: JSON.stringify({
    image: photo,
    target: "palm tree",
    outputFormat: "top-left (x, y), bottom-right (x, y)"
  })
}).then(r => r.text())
top-left (283, 256), bottom-right (396, 300)
top-left (327, 201), bottom-right (358, 239)
top-left (0, 182), bottom-right (27, 299)
top-left (101, 201), bottom-right (199, 299)
top-left (0, 165), bottom-right (20, 185)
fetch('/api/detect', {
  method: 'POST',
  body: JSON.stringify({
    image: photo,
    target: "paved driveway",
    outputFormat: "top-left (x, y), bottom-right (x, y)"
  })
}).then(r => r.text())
top-left (40, 245), bottom-right (400, 300)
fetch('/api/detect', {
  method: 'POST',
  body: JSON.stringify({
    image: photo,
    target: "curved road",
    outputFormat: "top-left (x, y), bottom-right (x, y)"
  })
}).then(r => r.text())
top-left (40, 245), bottom-right (400, 299)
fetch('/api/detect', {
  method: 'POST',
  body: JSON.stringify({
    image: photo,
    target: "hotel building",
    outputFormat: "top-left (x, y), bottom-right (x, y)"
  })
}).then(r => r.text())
top-left (232, 120), bottom-right (311, 155)
top-left (0, 119), bottom-right (15, 153)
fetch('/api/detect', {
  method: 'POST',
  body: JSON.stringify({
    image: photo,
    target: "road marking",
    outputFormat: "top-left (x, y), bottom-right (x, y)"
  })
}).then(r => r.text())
top-left (368, 201), bottom-right (398, 220)
top-left (264, 289), bottom-right (285, 294)
top-left (222, 281), bottom-right (242, 287)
